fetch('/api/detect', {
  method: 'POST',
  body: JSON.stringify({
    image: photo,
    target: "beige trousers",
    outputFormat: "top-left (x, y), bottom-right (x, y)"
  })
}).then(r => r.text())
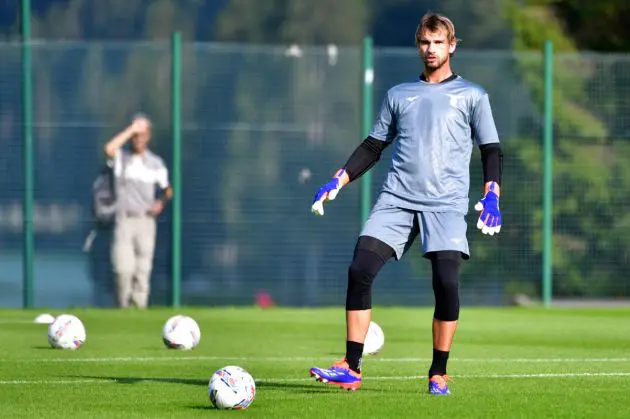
top-left (111, 215), bottom-right (157, 308)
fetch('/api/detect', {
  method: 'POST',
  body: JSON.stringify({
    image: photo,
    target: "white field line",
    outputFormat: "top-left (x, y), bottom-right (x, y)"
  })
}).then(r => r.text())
top-left (2, 356), bottom-right (630, 363)
top-left (1, 372), bottom-right (630, 385)
top-left (262, 372), bottom-right (630, 381)
top-left (0, 379), bottom-right (109, 385)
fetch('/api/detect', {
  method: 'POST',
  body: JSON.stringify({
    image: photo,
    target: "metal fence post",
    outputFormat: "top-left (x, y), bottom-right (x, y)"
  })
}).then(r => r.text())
top-left (21, 0), bottom-right (34, 308)
top-left (542, 40), bottom-right (554, 307)
top-left (360, 37), bottom-right (374, 225)
top-left (171, 32), bottom-right (182, 308)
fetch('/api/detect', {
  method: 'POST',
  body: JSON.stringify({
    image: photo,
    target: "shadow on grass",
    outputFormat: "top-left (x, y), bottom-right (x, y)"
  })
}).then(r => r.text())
top-left (70, 375), bottom-right (207, 386)
top-left (257, 381), bottom-right (342, 392)
top-left (67, 376), bottom-right (345, 392)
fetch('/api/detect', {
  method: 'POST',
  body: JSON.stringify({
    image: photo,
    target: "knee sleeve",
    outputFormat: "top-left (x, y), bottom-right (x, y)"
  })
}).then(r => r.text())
top-left (346, 236), bottom-right (394, 310)
top-left (429, 251), bottom-right (461, 321)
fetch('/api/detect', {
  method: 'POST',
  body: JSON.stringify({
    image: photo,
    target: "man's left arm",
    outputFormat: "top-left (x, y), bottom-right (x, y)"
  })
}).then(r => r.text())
top-left (150, 165), bottom-right (172, 216)
top-left (471, 92), bottom-right (503, 236)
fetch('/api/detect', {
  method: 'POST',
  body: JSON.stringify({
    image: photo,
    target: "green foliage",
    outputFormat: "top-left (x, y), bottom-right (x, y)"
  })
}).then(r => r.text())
top-left (22, 0), bottom-right (205, 156)
top-left (504, 0), bottom-right (630, 297)
top-left (505, 3), bottom-right (608, 136)
top-left (545, 0), bottom-right (630, 52)
top-left (215, 0), bottom-right (369, 45)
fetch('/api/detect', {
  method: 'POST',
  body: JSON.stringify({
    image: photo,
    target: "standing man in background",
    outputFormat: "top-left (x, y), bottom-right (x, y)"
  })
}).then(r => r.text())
top-left (104, 115), bottom-right (172, 309)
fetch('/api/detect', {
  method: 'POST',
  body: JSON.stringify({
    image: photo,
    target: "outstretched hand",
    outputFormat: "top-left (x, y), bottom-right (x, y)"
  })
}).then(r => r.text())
top-left (311, 169), bottom-right (347, 216)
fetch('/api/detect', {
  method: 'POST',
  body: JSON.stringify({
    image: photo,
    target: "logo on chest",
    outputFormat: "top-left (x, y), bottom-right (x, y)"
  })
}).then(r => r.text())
top-left (445, 93), bottom-right (461, 108)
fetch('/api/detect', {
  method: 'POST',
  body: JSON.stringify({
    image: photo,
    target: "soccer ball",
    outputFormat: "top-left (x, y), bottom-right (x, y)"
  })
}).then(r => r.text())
top-left (208, 366), bottom-right (256, 410)
top-left (162, 315), bottom-right (201, 350)
top-left (363, 321), bottom-right (385, 356)
top-left (47, 314), bottom-right (86, 350)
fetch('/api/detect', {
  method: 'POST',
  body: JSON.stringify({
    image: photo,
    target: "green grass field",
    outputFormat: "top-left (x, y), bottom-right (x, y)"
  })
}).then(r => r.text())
top-left (0, 307), bottom-right (629, 418)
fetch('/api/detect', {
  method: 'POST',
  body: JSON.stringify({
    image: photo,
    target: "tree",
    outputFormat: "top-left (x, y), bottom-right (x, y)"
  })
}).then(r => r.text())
top-left (549, 0), bottom-right (630, 52)
top-left (502, 0), bottom-right (630, 298)
top-left (215, 0), bottom-right (368, 45)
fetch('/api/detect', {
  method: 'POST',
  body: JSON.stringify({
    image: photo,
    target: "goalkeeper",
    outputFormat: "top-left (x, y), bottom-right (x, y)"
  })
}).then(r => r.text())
top-left (309, 12), bottom-right (503, 395)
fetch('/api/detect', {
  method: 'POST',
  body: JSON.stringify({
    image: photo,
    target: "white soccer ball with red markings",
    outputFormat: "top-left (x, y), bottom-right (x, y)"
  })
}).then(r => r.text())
top-left (47, 314), bottom-right (86, 350)
top-left (208, 366), bottom-right (256, 410)
top-left (363, 321), bottom-right (385, 356)
top-left (162, 315), bottom-right (201, 350)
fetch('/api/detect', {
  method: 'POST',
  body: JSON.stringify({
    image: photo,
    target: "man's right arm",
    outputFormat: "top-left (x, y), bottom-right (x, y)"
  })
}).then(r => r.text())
top-left (343, 136), bottom-right (390, 183)
top-left (319, 136), bottom-right (389, 192)
top-left (104, 117), bottom-right (149, 158)
top-left (104, 125), bottom-right (135, 159)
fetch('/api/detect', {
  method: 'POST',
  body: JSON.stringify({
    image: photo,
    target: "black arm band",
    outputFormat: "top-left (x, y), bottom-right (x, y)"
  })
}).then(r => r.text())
top-left (344, 136), bottom-right (389, 182)
top-left (480, 143), bottom-right (503, 184)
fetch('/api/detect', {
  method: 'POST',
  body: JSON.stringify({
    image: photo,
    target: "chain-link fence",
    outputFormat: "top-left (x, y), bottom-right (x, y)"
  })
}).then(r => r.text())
top-left (0, 41), bottom-right (628, 307)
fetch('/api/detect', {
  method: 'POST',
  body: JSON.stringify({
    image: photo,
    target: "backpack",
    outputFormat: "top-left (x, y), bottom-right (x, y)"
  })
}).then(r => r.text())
top-left (92, 164), bottom-right (117, 225)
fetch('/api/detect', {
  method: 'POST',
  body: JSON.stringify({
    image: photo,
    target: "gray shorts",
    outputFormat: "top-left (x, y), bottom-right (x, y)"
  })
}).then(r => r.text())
top-left (360, 200), bottom-right (470, 260)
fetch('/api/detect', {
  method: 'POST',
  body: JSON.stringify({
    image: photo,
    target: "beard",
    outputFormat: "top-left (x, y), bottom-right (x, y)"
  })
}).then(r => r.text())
top-left (422, 54), bottom-right (448, 70)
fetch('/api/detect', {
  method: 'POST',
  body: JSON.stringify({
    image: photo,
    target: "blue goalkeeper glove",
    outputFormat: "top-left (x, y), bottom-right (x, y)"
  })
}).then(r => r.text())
top-left (474, 181), bottom-right (501, 235)
top-left (311, 169), bottom-right (347, 216)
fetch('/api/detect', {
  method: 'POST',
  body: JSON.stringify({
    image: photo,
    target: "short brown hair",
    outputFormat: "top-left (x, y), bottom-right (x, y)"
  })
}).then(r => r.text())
top-left (414, 13), bottom-right (460, 47)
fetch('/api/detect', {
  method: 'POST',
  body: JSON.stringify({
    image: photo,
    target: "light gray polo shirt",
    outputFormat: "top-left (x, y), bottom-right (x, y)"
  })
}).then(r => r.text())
top-left (111, 149), bottom-right (169, 215)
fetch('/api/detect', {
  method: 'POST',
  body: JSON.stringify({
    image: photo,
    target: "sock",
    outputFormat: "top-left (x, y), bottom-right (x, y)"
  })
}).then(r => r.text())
top-left (428, 349), bottom-right (449, 377)
top-left (345, 341), bottom-right (364, 373)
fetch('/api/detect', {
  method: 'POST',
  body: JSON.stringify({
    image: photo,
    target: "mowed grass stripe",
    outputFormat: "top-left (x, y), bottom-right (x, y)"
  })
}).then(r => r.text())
top-left (1, 356), bottom-right (629, 363)
top-left (2, 371), bottom-right (630, 385)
